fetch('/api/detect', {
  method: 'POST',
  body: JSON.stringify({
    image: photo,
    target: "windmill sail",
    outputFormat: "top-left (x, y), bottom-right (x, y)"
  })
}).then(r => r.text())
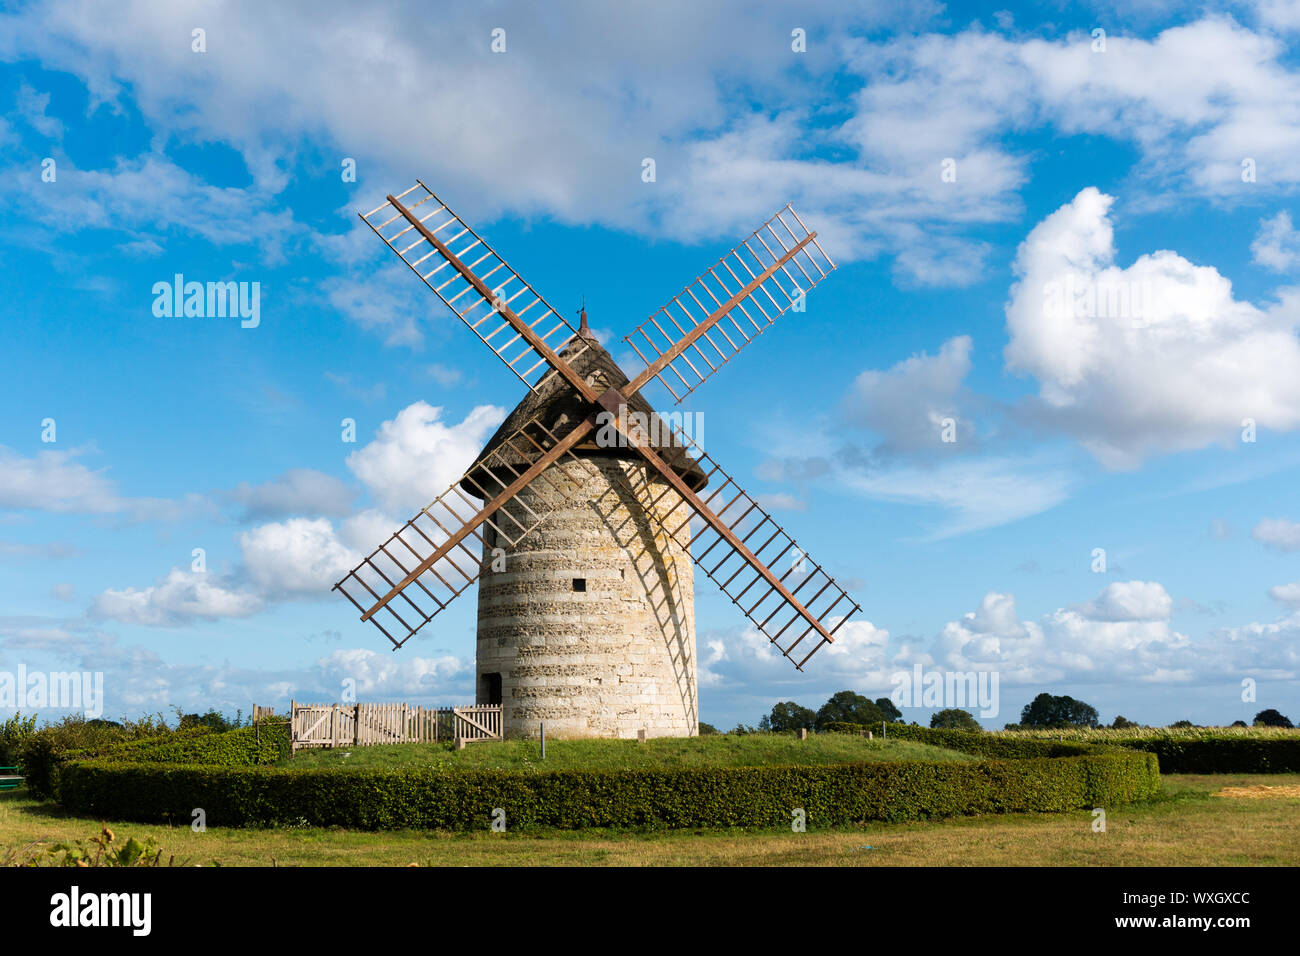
top-left (609, 422), bottom-right (861, 670)
top-left (361, 182), bottom-right (591, 392)
top-left (623, 205), bottom-right (835, 403)
top-left (333, 416), bottom-right (596, 648)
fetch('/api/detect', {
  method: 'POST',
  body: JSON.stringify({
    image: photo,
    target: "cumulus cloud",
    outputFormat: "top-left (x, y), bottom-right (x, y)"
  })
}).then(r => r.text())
top-left (24, 6), bottom-right (1300, 291)
top-left (1076, 580), bottom-right (1174, 622)
top-left (1005, 188), bottom-right (1300, 468)
top-left (238, 517), bottom-right (361, 598)
top-left (346, 401), bottom-right (504, 514)
top-left (849, 18), bottom-right (1300, 197)
top-left (933, 582), bottom-right (1192, 684)
top-left (313, 647), bottom-right (470, 698)
top-left (702, 616), bottom-right (895, 692)
top-left (87, 401), bottom-right (499, 623)
top-left (92, 568), bottom-right (262, 627)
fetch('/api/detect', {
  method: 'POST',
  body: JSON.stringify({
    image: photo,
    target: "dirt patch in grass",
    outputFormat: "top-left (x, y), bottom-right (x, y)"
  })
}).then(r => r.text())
top-left (1213, 784), bottom-right (1300, 799)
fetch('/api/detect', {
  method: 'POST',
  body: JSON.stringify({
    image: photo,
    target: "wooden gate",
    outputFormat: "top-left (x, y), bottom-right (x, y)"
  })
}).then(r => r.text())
top-left (289, 701), bottom-right (502, 752)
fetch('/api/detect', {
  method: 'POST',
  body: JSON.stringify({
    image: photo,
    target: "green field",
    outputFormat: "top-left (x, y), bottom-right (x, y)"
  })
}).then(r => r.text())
top-left (4, 774), bottom-right (1297, 866)
top-left (284, 733), bottom-right (977, 771)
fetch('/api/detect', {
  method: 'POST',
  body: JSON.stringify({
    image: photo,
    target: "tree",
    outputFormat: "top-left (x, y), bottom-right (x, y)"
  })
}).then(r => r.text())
top-left (1019, 693), bottom-right (1099, 729)
top-left (177, 708), bottom-right (237, 733)
top-left (1111, 715), bottom-right (1137, 729)
top-left (1254, 708), bottom-right (1294, 728)
top-left (1230, 720), bottom-right (1248, 728)
top-left (875, 697), bottom-right (903, 723)
top-left (815, 691), bottom-right (885, 730)
top-left (698, 722), bottom-right (719, 735)
top-left (760, 701), bottom-right (817, 733)
top-left (930, 709), bottom-right (982, 732)
top-left (1170, 720), bottom-right (1196, 728)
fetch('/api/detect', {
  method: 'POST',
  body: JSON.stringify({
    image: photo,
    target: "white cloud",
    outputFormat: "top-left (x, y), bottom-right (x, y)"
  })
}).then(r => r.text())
top-left (837, 454), bottom-right (1074, 538)
top-left (92, 568), bottom-right (262, 627)
top-left (1076, 580), bottom-right (1174, 622)
top-left (843, 335), bottom-right (973, 454)
top-left (1252, 211), bottom-right (1300, 271)
top-left (313, 647), bottom-right (470, 698)
top-left (15, 81), bottom-right (62, 138)
top-left (224, 469), bottom-right (357, 521)
top-left (848, 18), bottom-right (1300, 198)
top-left (0, 152), bottom-right (298, 264)
top-left (346, 401), bottom-right (505, 514)
top-left (8, 8), bottom-right (1296, 292)
top-left (1252, 517), bottom-right (1300, 550)
top-left (702, 616), bottom-right (894, 689)
top-left (1005, 187), bottom-right (1300, 468)
top-left (0, 444), bottom-right (213, 522)
top-left (239, 517), bottom-right (361, 598)
top-left (1257, 0), bottom-right (1300, 32)
top-left (934, 583), bottom-right (1192, 684)
top-left (85, 401), bottom-right (500, 623)
top-left (0, 445), bottom-right (120, 513)
top-left (1267, 581), bottom-right (1300, 605)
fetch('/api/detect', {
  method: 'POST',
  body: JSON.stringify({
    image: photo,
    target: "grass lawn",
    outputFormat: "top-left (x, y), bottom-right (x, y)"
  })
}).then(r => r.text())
top-left (283, 733), bottom-right (977, 771)
top-left (4, 774), bottom-right (1297, 866)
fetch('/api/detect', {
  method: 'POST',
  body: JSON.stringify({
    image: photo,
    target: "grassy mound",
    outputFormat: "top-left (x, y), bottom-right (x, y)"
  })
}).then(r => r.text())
top-left (285, 733), bottom-right (977, 771)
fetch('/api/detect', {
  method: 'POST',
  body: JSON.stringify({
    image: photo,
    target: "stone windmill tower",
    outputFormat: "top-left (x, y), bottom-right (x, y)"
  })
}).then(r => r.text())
top-left (334, 181), bottom-right (862, 739)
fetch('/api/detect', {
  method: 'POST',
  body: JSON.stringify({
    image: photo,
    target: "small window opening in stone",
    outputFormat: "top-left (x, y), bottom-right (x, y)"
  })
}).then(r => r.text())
top-left (572, 577), bottom-right (587, 592)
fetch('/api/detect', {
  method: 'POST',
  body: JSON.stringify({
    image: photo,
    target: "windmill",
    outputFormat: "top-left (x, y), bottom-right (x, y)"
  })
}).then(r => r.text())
top-left (333, 181), bottom-right (862, 738)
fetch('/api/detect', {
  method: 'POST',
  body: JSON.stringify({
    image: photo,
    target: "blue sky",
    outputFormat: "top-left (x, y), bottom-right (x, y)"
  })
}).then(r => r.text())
top-left (1, 0), bottom-right (1299, 729)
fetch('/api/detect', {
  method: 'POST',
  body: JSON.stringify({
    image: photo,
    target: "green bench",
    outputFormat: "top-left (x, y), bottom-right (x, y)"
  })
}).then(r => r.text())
top-left (0, 767), bottom-right (23, 791)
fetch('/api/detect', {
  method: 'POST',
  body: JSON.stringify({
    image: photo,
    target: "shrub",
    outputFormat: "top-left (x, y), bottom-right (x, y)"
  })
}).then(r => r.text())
top-left (1254, 709), bottom-right (1294, 729)
top-left (987, 725), bottom-right (1300, 773)
top-left (0, 713), bottom-right (37, 767)
top-left (89, 722), bottom-right (289, 768)
top-left (816, 691), bottom-right (885, 731)
top-left (176, 708), bottom-right (243, 733)
top-left (27, 720), bottom-right (289, 799)
top-left (930, 709), bottom-right (983, 732)
top-left (57, 749), bottom-right (1159, 831)
top-left (760, 702), bottom-right (817, 733)
top-left (1112, 735), bottom-right (1300, 773)
top-left (1020, 692), bottom-right (1099, 729)
top-left (13, 713), bottom-right (175, 798)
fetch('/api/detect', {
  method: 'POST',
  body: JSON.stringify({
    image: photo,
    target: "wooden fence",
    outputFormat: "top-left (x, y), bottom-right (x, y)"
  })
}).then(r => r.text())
top-left (288, 701), bottom-right (502, 752)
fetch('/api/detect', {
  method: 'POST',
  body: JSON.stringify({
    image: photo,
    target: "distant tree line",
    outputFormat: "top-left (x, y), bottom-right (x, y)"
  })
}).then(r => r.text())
top-left (717, 689), bottom-right (1295, 735)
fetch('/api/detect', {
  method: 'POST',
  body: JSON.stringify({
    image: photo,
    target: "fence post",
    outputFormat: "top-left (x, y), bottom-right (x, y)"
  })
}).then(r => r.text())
top-left (330, 703), bottom-right (338, 748)
top-left (290, 699), bottom-right (297, 754)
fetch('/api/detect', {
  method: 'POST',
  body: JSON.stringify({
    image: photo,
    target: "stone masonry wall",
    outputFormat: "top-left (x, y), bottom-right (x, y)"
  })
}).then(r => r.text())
top-left (475, 456), bottom-right (697, 738)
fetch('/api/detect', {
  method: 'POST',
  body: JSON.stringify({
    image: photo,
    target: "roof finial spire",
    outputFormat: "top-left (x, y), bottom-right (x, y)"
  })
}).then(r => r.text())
top-left (578, 297), bottom-right (591, 338)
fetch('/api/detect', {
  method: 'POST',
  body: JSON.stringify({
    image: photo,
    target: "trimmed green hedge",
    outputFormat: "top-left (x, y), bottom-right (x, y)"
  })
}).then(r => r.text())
top-left (825, 722), bottom-right (1102, 758)
top-left (1109, 736), bottom-right (1300, 773)
top-left (28, 723), bottom-right (290, 800)
top-left (94, 722), bottom-right (290, 767)
top-left (830, 723), bottom-right (1300, 773)
top-left (57, 748), bottom-right (1159, 831)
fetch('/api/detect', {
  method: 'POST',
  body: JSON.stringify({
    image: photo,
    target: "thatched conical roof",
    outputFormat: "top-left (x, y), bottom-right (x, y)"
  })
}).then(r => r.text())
top-left (461, 334), bottom-right (708, 498)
